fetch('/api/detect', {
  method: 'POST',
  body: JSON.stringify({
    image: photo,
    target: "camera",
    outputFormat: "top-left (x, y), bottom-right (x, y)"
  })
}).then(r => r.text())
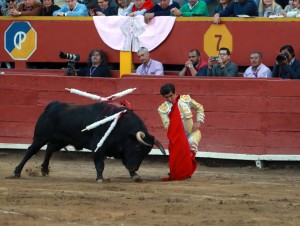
top-left (59, 51), bottom-right (80, 76)
top-left (210, 56), bottom-right (219, 62)
top-left (59, 51), bottom-right (80, 62)
top-left (276, 53), bottom-right (289, 63)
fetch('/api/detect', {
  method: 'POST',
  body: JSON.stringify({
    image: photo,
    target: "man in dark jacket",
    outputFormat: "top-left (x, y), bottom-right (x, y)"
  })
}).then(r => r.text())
top-left (213, 0), bottom-right (258, 24)
top-left (272, 44), bottom-right (300, 79)
top-left (144, 0), bottom-right (180, 24)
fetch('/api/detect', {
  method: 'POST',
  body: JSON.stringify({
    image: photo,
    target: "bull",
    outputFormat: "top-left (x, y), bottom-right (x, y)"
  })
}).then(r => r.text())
top-left (10, 101), bottom-right (166, 182)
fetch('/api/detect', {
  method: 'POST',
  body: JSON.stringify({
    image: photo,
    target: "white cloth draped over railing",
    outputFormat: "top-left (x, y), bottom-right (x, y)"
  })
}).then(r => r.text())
top-left (93, 15), bottom-right (176, 52)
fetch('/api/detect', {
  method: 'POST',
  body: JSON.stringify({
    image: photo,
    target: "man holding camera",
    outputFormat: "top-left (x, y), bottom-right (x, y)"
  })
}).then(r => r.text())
top-left (207, 47), bottom-right (238, 77)
top-left (178, 49), bottom-right (208, 77)
top-left (272, 45), bottom-right (300, 79)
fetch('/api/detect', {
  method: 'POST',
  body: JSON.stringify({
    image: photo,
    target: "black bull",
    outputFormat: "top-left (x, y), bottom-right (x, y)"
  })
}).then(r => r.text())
top-left (10, 101), bottom-right (166, 182)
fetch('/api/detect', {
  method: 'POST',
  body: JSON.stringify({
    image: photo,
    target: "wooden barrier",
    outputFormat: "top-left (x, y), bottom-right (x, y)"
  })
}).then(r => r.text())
top-left (0, 75), bottom-right (299, 163)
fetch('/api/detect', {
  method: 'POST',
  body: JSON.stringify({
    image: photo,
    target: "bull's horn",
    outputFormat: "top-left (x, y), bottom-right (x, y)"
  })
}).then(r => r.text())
top-left (136, 131), bottom-right (152, 146)
top-left (154, 138), bottom-right (166, 155)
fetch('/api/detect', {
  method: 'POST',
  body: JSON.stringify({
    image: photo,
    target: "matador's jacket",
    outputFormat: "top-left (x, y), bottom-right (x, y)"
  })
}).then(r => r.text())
top-left (158, 95), bottom-right (205, 152)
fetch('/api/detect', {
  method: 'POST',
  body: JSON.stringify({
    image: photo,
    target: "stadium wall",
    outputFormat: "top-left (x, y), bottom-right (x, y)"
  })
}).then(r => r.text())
top-left (0, 75), bottom-right (299, 163)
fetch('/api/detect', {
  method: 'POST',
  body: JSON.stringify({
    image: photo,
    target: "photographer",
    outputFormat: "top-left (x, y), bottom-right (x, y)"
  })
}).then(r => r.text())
top-left (77, 49), bottom-right (111, 77)
top-left (207, 47), bottom-right (238, 77)
top-left (272, 45), bottom-right (300, 79)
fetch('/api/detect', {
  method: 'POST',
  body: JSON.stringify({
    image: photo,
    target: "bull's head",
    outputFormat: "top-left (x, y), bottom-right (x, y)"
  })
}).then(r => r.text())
top-left (136, 131), bottom-right (166, 155)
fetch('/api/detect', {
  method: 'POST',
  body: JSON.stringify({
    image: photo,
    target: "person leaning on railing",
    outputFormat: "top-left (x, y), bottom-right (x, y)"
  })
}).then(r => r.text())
top-left (279, 0), bottom-right (300, 17)
top-left (9, 0), bottom-right (42, 16)
top-left (170, 0), bottom-right (209, 17)
top-left (2, 0), bottom-right (17, 16)
top-left (258, 0), bottom-right (282, 17)
top-left (115, 0), bottom-right (132, 15)
top-left (40, 0), bottom-right (60, 16)
top-left (213, 0), bottom-right (258, 24)
top-left (144, 0), bottom-right (180, 24)
top-left (89, 0), bottom-right (117, 16)
top-left (121, 0), bottom-right (154, 16)
top-left (53, 0), bottom-right (89, 16)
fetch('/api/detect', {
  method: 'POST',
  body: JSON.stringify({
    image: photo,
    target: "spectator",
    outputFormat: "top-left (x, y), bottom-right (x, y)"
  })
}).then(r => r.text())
top-left (0, 0), bottom-right (5, 11)
top-left (40, 0), bottom-right (61, 16)
top-left (258, 0), bottom-right (282, 17)
top-left (276, 0), bottom-right (288, 9)
top-left (280, 0), bottom-right (299, 17)
top-left (213, 0), bottom-right (258, 24)
top-left (121, 0), bottom-right (154, 16)
top-left (179, 49), bottom-right (208, 76)
top-left (170, 0), bottom-right (209, 17)
top-left (136, 47), bottom-right (164, 75)
top-left (272, 44), bottom-right (300, 79)
top-left (10, 0), bottom-right (42, 16)
top-left (83, 0), bottom-right (98, 10)
top-left (115, 0), bottom-right (132, 15)
top-left (144, 0), bottom-right (180, 24)
top-left (77, 49), bottom-right (111, 77)
top-left (243, 51), bottom-right (272, 78)
top-left (53, 0), bottom-right (89, 16)
top-left (89, 0), bottom-right (118, 16)
top-left (207, 47), bottom-right (238, 77)
top-left (2, 0), bottom-right (18, 16)
top-left (214, 0), bottom-right (233, 14)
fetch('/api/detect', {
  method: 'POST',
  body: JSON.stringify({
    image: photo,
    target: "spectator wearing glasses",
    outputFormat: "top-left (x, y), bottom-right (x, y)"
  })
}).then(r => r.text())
top-left (53, 0), bottom-right (89, 16)
top-left (207, 47), bottom-right (238, 77)
top-left (2, 0), bottom-right (18, 16)
top-left (243, 51), bottom-right (272, 78)
top-left (89, 0), bottom-right (117, 16)
top-left (40, 0), bottom-right (60, 16)
top-left (179, 49), bottom-right (208, 77)
top-left (9, 0), bottom-right (42, 16)
top-left (136, 47), bottom-right (164, 76)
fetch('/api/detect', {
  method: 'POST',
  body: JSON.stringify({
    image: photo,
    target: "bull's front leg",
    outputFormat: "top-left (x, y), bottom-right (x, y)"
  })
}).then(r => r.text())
top-left (94, 157), bottom-right (105, 183)
top-left (129, 171), bottom-right (142, 182)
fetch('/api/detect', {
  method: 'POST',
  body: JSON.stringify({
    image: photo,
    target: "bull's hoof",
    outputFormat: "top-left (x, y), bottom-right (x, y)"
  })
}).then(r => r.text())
top-left (41, 169), bottom-right (49, 176)
top-left (131, 175), bottom-right (143, 182)
top-left (6, 173), bottom-right (20, 179)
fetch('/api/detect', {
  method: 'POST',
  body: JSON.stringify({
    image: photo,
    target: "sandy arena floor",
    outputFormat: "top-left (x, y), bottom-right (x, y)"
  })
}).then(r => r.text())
top-left (0, 150), bottom-right (300, 226)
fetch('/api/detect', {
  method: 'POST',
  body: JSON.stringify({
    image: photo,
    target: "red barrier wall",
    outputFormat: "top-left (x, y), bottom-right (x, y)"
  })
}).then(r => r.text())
top-left (0, 75), bottom-right (299, 156)
top-left (0, 17), bottom-right (300, 69)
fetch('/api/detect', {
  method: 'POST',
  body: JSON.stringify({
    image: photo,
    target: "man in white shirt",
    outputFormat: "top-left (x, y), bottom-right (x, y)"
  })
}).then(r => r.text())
top-left (244, 51), bottom-right (272, 78)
